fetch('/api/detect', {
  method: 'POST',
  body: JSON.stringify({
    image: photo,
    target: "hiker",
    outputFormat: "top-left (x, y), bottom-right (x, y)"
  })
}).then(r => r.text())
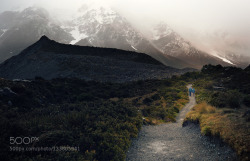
top-left (188, 87), bottom-right (192, 96)
top-left (192, 88), bottom-right (195, 96)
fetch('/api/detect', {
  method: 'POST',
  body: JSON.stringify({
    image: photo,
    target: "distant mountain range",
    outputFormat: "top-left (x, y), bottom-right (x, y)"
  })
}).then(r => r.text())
top-left (59, 5), bottom-right (192, 69)
top-left (0, 7), bottom-right (73, 62)
top-left (0, 5), bottom-right (246, 69)
top-left (0, 36), bottom-right (195, 82)
top-left (150, 23), bottom-right (233, 68)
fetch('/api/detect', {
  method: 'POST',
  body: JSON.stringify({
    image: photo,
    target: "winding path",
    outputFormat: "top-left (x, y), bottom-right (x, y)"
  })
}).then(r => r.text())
top-left (126, 85), bottom-right (237, 161)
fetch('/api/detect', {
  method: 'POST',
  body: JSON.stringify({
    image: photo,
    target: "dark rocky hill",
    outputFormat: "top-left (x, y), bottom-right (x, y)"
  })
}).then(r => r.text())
top-left (0, 36), bottom-right (195, 82)
top-left (0, 7), bottom-right (73, 63)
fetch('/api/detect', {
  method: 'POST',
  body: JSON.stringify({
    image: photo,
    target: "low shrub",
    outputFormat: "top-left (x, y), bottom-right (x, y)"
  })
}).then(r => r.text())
top-left (243, 95), bottom-right (250, 107)
top-left (201, 126), bottom-right (211, 136)
top-left (209, 90), bottom-right (242, 108)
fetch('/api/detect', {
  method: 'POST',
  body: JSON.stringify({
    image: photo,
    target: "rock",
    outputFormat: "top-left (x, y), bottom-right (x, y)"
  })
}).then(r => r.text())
top-left (8, 100), bottom-right (13, 106)
top-left (13, 79), bottom-right (31, 82)
top-left (0, 87), bottom-right (17, 97)
top-left (242, 110), bottom-right (250, 117)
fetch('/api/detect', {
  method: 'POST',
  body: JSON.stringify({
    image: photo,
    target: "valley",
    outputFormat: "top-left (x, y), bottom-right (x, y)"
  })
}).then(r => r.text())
top-left (0, 1), bottom-right (249, 161)
top-left (1, 65), bottom-right (250, 160)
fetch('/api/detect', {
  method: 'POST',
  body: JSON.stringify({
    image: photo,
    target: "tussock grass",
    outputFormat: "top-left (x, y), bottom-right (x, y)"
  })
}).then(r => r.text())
top-left (185, 102), bottom-right (250, 161)
top-left (123, 82), bottom-right (189, 125)
top-left (174, 98), bottom-right (189, 111)
top-left (185, 102), bottom-right (216, 121)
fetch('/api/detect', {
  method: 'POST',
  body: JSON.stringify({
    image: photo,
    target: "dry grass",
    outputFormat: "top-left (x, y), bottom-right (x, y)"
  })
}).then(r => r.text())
top-left (174, 98), bottom-right (189, 111)
top-left (185, 102), bottom-right (250, 161)
top-left (122, 90), bottom-right (189, 125)
top-left (185, 102), bottom-right (216, 121)
top-left (144, 117), bottom-right (165, 125)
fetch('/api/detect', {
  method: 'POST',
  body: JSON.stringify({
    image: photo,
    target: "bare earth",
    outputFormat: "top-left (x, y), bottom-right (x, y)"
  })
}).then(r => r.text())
top-left (126, 85), bottom-right (237, 161)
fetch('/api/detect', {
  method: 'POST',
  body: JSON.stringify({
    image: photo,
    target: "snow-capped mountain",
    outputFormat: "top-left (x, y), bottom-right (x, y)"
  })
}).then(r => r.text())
top-left (150, 23), bottom-right (232, 68)
top-left (151, 23), bottom-right (194, 57)
top-left (0, 5), bottom-right (233, 69)
top-left (0, 7), bottom-right (73, 62)
top-left (226, 53), bottom-right (250, 67)
top-left (199, 29), bottom-right (250, 68)
top-left (61, 4), bottom-right (192, 69)
top-left (65, 4), bottom-right (158, 54)
top-left (212, 50), bottom-right (250, 68)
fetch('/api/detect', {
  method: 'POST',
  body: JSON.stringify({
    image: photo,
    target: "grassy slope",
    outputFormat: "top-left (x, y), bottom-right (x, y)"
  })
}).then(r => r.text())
top-left (0, 76), bottom-right (188, 161)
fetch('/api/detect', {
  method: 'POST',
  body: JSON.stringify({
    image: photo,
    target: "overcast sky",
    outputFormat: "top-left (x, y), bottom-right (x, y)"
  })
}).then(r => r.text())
top-left (0, 0), bottom-right (250, 57)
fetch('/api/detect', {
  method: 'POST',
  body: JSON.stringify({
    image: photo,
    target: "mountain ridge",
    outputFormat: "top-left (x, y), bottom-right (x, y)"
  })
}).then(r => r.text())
top-left (150, 23), bottom-right (232, 68)
top-left (0, 6), bottom-right (237, 69)
top-left (63, 5), bottom-right (232, 69)
top-left (65, 5), bottom-right (194, 69)
top-left (0, 36), bottom-right (196, 82)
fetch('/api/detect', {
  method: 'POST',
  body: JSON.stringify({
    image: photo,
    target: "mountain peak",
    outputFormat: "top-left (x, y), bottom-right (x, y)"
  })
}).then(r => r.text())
top-left (35, 35), bottom-right (54, 47)
top-left (0, 38), bottom-right (194, 82)
top-left (39, 35), bottom-right (50, 41)
top-left (21, 6), bottom-right (49, 19)
top-left (244, 64), bottom-right (250, 71)
top-left (76, 3), bottom-right (117, 25)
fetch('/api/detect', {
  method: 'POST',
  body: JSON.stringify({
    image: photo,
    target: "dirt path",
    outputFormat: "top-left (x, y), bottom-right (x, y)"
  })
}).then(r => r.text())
top-left (126, 85), bottom-right (237, 161)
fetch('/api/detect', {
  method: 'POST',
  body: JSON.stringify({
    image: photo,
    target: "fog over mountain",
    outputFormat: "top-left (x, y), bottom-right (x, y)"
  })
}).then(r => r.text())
top-left (0, 0), bottom-right (250, 65)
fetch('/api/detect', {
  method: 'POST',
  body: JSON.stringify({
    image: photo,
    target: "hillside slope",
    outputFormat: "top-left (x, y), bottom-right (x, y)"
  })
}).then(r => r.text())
top-left (151, 23), bottom-right (232, 69)
top-left (0, 36), bottom-right (195, 82)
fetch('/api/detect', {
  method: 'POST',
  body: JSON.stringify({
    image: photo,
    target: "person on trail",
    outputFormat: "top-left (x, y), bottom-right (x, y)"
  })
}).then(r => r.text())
top-left (192, 88), bottom-right (195, 97)
top-left (188, 87), bottom-right (192, 96)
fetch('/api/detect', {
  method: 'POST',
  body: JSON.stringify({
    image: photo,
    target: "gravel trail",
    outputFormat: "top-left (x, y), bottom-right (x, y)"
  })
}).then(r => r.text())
top-left (126, 85), bottom-right (237, 161)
